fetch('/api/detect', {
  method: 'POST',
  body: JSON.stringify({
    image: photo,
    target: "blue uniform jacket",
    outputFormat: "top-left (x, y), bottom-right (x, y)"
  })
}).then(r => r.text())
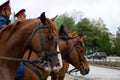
top-left (0, 13), bottom-right (10, 29)
top-left (14, 62), bottom-right (24, 80)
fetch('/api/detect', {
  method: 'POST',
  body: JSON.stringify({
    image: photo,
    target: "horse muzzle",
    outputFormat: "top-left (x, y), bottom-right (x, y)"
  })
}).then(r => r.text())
top-left (80, 67), bottom-right (90, 75)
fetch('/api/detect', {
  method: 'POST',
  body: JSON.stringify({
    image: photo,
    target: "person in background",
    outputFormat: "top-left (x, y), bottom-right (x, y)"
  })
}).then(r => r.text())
top-left (14, 9), bottom-right (26, 80)
top-left (15, 9), bottom-right (26, 21)
top-left (0, 0), bottom-right (12, 29)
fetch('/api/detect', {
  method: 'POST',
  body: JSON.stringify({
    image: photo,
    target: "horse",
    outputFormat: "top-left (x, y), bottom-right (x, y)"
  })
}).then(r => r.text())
top-left (50, 25), bottom-right (89, 80)
top-left (18, 24), bottom-right (89, 80)
top-left (0, 12), bottom-right (62, 80)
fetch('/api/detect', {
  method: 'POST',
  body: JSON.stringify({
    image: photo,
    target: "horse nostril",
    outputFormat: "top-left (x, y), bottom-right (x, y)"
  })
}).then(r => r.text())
top-left (84, 68), bottom-right (90, 74)
top-left (80, 67), bottom-right (90, 75)
top-left (44, 61), bottom-right (48, 67)
top-left (56, 62), bottom-right (60, 66)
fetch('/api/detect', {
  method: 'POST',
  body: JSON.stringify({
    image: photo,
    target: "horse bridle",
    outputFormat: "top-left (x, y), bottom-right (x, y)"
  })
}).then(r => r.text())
top-left (24, 20), bottom-right (60, 80)
top-left (59, 35), bottom-right (86, 73)
top-left (69, 40), bottom-right (86, 72)
top-left (27, 20), bottom-right (60, 64)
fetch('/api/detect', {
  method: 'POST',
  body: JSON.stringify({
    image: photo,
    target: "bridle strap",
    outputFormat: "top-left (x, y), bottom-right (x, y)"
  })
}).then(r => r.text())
top-left (67, 68), bottom-right (78, 74)
top-left (27, 49), bottom-right (32, 59)
top-left (28, 20), bottom-right (48, 52)
top-left (36, 20), bottom-right (45, 52)
top-left (23, 62), bottom-right (42, 80)
top-left (27, 20), bottom-right (48, 59)
top-left (68, 41), bottom-right (85, 62)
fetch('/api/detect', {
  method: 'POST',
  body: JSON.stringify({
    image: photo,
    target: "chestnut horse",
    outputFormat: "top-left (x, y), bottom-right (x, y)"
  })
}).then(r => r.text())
top-left (0, 12), bottom-right (62, 80)
top-left (18, 24), bottom-right (89, 80)
top-left (50, 25), bottom-right (89, 80)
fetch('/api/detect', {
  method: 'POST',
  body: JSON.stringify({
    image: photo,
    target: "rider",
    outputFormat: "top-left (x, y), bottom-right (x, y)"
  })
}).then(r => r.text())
top-left (15, 9), bottom-right (26, 21)
top-left (14, 9), bottom-right (26, 80)
top-left (0, 0), bottom-right (12, 29)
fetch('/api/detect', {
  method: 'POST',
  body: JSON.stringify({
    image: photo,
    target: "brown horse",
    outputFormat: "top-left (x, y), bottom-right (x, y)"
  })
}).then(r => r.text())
top-left (19, 24), bottom-right (89, 80)
top-left (50, 25), bottom-right (89, 80)
top-left (0, 12), bottom-right (62, 80)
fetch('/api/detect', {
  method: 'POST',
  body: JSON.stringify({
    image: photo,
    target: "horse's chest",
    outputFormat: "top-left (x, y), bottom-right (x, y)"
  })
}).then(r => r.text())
top-left (0, 67), bottom-right (11, 80)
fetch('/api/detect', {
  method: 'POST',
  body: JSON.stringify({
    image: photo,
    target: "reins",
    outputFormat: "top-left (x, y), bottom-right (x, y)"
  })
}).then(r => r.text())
top-left (0, 56), bottom-right (39, 62)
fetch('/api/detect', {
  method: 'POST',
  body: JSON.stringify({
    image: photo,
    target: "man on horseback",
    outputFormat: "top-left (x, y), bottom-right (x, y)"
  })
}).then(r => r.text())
top-left (0, 0), bottom-right (11, 29)
top-left (14, 9), bottom-right (26, 80)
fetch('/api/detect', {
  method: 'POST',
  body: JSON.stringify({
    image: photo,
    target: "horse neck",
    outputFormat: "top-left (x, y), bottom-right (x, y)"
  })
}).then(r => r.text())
top-left (0, 20), bottom-right (38, 80)
top-left (0, 20), bottom-right (37, 56)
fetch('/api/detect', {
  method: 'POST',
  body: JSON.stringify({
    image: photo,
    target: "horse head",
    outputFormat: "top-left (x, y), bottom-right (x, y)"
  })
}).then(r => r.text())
top-left (26, 12), bottom-right (63, 72)
top-left (58, 25), bottom-right (89, 75)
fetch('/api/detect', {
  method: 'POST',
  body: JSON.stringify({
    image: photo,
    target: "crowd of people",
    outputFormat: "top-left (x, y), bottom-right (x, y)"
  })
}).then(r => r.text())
top-left (0, 1), bottom-right (27, 80)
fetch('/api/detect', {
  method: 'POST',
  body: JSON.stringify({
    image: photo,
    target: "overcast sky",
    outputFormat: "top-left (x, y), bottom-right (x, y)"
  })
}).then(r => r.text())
top-left (0, 0), bottom-right (120, 34)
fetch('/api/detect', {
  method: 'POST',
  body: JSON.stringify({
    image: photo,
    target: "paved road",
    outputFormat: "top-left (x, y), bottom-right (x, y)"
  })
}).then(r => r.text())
top-left (67, 64), bottom-right (120, 80)
top-left (47, 62), bottom-right (120, 80)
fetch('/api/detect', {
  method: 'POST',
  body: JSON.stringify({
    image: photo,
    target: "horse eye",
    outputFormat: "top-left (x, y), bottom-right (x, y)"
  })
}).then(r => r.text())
top-left (47, 36), bottom-right (54, 41)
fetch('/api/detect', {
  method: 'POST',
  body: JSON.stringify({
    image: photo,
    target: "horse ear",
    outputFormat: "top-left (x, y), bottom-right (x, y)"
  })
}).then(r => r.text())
top-left (59, 24), bottom-right (67, 36)
top-left (51, 15), bottom-right (58, 21)
top-left (38, 12), bottom-right (46, 24)
top-left (59, 24), bottom-right (64, 36)
top-left (59, 24), bottom-right (64, 33)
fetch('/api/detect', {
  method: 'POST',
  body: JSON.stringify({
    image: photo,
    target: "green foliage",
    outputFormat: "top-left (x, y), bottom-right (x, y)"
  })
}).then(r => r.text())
top-left (111, 38), bottom-right (120, 56)
top-left (115, 38), bottom-right (120, 56)
top-left (54, 11), bottom-right (117, 56)
top-left (55, 13), bottom-right (75, 31)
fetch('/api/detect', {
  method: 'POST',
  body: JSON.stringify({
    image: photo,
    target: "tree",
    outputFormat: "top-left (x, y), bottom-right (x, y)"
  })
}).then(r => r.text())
top-left (55, 11), bottom-right (114, 56)
top-left (117, 26), bottom-right (120, 39)
top-left (113, 26), bottom-right (120, 56)
top-left (91, 18), bottom-right (112, 55)
top-left (76, 18), bottom-right (96, 54)
top-left (55, 12), bottom-right (75, 31)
